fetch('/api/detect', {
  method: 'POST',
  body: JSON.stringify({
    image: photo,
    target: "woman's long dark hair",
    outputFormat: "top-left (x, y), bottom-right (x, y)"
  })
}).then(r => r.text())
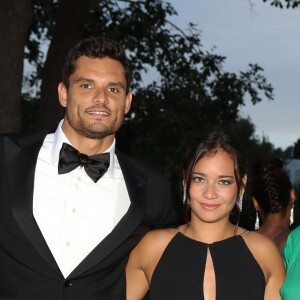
top-left (182, 130), bottom-right (246, 224)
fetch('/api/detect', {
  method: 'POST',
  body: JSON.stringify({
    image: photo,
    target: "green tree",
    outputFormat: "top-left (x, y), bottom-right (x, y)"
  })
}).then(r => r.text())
top-left (1, 0), bottom-right (285, 222)
top-left (21, 0), bottom-right (274, 131)
top-left (293, 138), bottom-right (300, 158)
top-left (282, 146), bottom-right (294, 159)
top-left (0, 0), bottom-right (33, 132)
top-left (2, 0), bottom-right (279, 182)
top-left (262, 0), bottom-right (300, 8)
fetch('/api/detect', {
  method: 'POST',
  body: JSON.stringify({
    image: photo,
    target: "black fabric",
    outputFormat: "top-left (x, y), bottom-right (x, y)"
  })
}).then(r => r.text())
top-left (0, 133), bottom-right (178, 300)
top-left (150, 233), bottom-right (265, 300)
top-left (58, 142), bottom-right (110, 183)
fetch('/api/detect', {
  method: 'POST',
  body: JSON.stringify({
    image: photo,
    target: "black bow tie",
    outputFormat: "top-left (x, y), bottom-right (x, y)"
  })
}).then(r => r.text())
top-left (58, 143), bottom-right (110, 183)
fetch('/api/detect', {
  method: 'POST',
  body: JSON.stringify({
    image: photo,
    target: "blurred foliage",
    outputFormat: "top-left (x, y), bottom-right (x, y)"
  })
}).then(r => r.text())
top-left (263, 0), bottom-right (300, 8)
top-left (21, 0), bottom-right (290, 212)
top-left (293, 138), bottom-right (300, 158)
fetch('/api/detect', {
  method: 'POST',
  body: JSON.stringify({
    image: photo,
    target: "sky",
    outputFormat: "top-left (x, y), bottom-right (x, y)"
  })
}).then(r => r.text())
top-left (170, 0), bottom-right (300, 150)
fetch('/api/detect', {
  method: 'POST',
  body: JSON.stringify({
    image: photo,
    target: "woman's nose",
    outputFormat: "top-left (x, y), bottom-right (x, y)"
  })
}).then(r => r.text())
top-left (203, 183), bottom-right (217, 199)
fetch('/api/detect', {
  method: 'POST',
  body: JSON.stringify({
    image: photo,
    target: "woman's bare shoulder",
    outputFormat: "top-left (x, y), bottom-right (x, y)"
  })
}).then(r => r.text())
top-left (239, 229), bottom-right (280, 257)
top-left (139, 228), bottom-right (178, 249)
top-left (239, 229), bottom-right (284, 279)
top-left (129, 228), bottom-right (179, 276)
top-left (126, 229), bottom-right (178, 300)
top-left (242, 229), bottom-right (278, 249)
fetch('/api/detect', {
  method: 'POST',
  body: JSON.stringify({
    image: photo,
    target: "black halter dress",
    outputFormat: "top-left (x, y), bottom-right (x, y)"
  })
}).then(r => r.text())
top-left (149, 232), bottom-right (265, 300)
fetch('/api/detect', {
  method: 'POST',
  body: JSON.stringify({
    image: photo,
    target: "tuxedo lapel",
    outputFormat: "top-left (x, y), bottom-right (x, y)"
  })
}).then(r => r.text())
top-left (5, 134), bottom-right (61, 275)
top-left (6, 136), bottom-right (145, 278)
top-left (69, 151), bottom-right (145, 278)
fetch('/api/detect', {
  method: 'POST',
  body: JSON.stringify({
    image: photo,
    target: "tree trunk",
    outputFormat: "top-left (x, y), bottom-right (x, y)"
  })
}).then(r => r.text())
top-left (0, 0), bottom-right (33, 133)
top-left (37, 0), bottom-right (98, 130)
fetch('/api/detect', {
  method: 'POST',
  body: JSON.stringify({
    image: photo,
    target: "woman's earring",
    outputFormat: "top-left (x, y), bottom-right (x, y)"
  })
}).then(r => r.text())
top-left (238, 195), bottom-right (243, 212)
top-left (290, 204), bottom-right (294, 226)
top-left (255, 211), bottom-right (260, 230)
top-left (183, 187), bottom-right (187, 204)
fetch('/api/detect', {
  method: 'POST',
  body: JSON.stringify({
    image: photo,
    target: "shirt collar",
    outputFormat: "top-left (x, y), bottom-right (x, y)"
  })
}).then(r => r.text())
top-left (51, 120), bottom-right (116, 178)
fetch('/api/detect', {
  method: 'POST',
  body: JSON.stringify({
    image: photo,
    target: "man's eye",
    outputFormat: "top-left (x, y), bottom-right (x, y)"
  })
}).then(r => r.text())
top-left (108, 87), bottom-right (119, 93)
top-left (80, 83), bottom-right (92, 89)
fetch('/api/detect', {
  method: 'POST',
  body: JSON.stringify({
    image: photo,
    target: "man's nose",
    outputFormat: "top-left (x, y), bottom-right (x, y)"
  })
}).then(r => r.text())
top-left (93, 89), bottom-right (108, 104)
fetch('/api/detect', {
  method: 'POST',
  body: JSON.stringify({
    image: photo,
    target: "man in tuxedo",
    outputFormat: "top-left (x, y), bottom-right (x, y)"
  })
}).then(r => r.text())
top-left (0, 36), bottom-right (177, 299)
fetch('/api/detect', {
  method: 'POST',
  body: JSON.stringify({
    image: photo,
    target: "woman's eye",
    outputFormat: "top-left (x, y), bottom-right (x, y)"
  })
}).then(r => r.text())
top-left (192, 176), bottom-right (204, 183)
top-left (219, 180), bottom-right (231, 185)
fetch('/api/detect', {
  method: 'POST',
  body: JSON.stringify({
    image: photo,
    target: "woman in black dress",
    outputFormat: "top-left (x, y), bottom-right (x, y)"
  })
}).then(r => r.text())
top-left (126, 130), bottom-right (285, 300)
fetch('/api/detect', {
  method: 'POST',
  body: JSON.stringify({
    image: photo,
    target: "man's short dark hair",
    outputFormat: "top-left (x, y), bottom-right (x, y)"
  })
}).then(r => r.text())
top-left (62, 36), bottom-right (131, 93)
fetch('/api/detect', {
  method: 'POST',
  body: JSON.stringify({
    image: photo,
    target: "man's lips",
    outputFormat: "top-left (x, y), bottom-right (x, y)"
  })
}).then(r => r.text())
top-left (86, 109), bottom-right (110, 117)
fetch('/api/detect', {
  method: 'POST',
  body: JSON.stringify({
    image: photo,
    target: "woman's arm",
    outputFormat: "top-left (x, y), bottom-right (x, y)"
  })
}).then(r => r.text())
top-left (126, 229), bottom-right (176, 300)
top-left (126, 240), bottom-right (149, 300)
top-left (264, 244), bottom-right (286, 300)
top-left (245, 232), bottom-right (285, 300)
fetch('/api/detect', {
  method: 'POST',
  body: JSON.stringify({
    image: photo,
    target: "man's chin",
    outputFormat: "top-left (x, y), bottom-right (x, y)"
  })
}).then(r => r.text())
top-left (80, 127), bottom-right (116, 139)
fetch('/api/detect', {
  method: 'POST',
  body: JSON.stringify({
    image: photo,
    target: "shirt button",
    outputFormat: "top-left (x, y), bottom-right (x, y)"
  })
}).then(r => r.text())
top-left (66, 242), bottom-right (70, 246)
top-left (72, 208), bottom-right (76, 213)
top-left (64, 280), bottom-right (72, 287)
top-left (77, 177), bottom-right (81, 182)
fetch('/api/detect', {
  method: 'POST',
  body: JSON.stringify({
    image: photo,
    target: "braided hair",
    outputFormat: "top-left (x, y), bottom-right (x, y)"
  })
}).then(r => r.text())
top-left (252, 158), bottom-right (292, 214)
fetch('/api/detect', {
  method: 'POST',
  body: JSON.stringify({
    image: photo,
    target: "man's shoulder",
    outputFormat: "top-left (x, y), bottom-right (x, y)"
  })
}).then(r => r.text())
top-left (0, 132), bottom-right (27, 140)
top-left (0, 130), bottom-right (50, 147)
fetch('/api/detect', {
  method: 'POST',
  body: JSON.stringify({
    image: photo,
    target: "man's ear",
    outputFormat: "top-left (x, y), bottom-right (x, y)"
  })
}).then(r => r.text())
top-left (124, 91), bottom-right (133, 114)
top-left (58, 82), bottom-right (68, 108)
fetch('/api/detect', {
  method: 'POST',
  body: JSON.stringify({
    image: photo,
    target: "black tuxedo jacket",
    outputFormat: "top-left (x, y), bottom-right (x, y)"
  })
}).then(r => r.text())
top-left (0, 131), bottom-right (177, 299)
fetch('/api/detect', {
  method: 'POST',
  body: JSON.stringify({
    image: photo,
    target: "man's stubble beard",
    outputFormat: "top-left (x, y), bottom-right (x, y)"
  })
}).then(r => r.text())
top-left (66, 110), bottom-right (123, 140)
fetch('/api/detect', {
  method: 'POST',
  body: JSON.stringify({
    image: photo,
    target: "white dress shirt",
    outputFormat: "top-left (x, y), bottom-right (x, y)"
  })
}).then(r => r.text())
top-left (33, 121), bottom-right (130, 278)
